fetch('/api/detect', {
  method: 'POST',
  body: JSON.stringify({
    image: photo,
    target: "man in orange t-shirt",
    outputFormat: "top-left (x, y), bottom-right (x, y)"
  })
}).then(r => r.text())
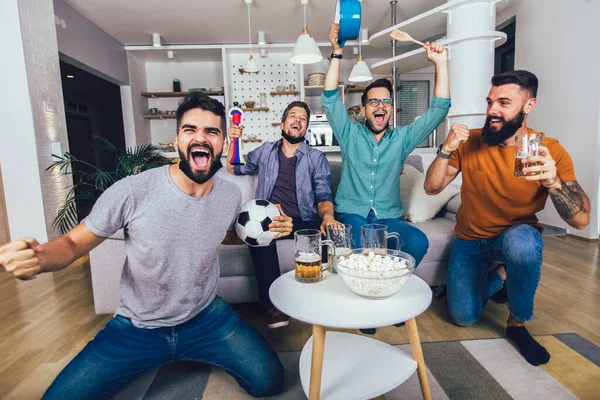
top-left (424, 70), bottom-right (591, 366)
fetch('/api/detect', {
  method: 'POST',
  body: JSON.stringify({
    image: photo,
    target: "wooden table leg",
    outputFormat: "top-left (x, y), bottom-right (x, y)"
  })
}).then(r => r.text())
top-left (406, 318), bottom-right (432, 400)
top-left (309, 325), bottom-right (326, 400)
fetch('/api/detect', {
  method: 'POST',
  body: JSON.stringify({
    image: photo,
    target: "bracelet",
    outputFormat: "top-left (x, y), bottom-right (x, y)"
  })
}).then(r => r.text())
top-left (330, 53), bottom-right (343, 60)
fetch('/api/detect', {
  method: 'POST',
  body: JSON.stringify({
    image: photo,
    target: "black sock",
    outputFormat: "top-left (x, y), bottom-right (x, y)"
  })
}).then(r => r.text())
top-left (506, 326), bottom-right (550, 366)
top-left (490, 281), bottom-right (508, 304)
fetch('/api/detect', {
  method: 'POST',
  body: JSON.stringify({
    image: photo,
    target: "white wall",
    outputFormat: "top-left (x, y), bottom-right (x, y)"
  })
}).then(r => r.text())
top-left (128, 53), bottom-right (151, 145)
top-left (515, 0), bottom-right (600, 239)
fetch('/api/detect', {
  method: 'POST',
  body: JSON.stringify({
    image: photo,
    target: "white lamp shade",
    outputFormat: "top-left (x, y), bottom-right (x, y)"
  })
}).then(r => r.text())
top-left (290, 27), bottom-right (323, 64)
top-left (349, 57), bottom-right (373, 82)
top-left (245, 55), bottom-right (259, 72)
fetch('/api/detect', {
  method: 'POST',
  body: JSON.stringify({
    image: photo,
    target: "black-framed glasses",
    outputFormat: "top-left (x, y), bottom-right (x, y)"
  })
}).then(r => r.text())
top-left (367, 98), bottom-right (393, 107)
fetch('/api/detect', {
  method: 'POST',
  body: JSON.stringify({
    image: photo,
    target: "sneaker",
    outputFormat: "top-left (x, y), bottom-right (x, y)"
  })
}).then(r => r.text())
top-left (267, 307), bottom-right (289, 329)
top-left (359, 328), bottom-right (377, 335)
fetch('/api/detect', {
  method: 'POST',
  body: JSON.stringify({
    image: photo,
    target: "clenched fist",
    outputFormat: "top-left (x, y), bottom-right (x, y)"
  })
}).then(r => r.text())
top-left (442, 124), bottom-right (470, 153)
top-left (0, 238), bottom-right (43, 280)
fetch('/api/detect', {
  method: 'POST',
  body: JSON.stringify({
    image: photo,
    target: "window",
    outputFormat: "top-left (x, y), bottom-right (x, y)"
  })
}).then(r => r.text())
top-left (398, 80), bottom-right (434, 148)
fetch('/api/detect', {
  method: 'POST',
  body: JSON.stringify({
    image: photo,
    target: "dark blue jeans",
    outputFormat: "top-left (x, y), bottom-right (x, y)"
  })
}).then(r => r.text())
top-left (336, 210), bottom-right (429, 265)
top-left (42, 297), bottom-right (284, 399)
top-left (448, 224), bottom-right (544, 326)
top-left (249, 218), bottom-right (321, 309)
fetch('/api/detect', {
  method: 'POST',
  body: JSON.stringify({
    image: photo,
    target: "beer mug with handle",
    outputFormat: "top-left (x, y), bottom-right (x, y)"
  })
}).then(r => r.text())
top-left (361, 224), bottom-right (401, 254)
top-left (326, 224), bottom-right (353, 274)
top-left (294, 229), bottom-right (336, 283)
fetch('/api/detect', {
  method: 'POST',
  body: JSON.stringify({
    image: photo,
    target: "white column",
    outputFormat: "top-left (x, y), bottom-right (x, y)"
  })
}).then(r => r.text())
top-left (445, 0), bottom-right (505, 129)
top-left (0, 0), bottom-right (48, 242)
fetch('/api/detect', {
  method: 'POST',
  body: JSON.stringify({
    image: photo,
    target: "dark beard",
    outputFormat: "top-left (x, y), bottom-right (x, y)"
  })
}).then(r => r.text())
top-left (281, 130), bottom-right (305, 144)
top-left (177, 144), bottom-right (223, 184)
top-left (482, 110), bottom-right (526, 146)
top-left (366, 119), bottom-right (389, 135)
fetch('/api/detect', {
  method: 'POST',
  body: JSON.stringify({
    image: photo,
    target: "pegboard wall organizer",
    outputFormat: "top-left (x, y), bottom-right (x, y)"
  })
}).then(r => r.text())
top-left (229, 53), bottom-right (300, 146)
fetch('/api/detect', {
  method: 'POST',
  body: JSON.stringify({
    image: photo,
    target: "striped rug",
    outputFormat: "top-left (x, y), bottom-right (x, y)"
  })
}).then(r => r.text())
top-left (114, 333), bottom-right (599, 400)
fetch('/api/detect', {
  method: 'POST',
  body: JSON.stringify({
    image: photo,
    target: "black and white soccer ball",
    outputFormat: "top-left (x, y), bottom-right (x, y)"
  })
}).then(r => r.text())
top-left (235, 199), bottom-right (281, 247)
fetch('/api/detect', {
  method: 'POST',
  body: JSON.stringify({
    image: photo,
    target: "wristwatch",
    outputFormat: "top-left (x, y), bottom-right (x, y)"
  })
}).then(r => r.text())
top-left (437, 144), bottom-right (451, 159)
top-left (329, 53), bottom-right (343, 60)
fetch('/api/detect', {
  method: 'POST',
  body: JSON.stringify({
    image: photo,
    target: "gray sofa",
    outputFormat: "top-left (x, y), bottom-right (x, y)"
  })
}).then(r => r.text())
top-left (90, 155), bottom-right (460, 314)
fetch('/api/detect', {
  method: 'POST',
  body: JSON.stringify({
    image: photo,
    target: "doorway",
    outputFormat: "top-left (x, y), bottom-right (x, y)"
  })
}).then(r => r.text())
top-left (59, 61), bottom-right (126, 221)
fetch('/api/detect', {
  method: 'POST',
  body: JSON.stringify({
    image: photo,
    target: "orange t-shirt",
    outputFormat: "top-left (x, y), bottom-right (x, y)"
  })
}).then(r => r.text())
top-left (448, 128), bottom-right (576, 240)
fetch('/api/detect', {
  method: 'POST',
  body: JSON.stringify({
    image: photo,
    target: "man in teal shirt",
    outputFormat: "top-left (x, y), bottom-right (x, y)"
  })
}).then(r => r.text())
top-left (322, 23), bottom-right (451, 269)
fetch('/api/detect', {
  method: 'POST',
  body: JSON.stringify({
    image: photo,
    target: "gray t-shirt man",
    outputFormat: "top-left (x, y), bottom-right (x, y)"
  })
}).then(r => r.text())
top-left (85, 165), bottom-right (242, 328)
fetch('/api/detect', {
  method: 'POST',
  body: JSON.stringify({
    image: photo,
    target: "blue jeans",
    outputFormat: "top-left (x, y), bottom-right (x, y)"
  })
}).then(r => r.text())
top-left (42, 297), bottom-right (284, 399)
top-left (448, 224), bottom-right (544, 326)
top-left (336, 210), bottom-right (429, 265)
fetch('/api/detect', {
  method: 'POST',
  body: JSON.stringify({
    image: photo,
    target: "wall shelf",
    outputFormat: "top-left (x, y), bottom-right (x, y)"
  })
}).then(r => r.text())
top-left (144, 115), bottom-right (176, 119)
top-left (344, 87), bottom-right (366, 93)
top-left (270, 90), bottom-right (299, 96)
top-left (242, 107), bottom-right (269, 112)
top-left (238, 68), bottom-right (259, 75)
top-left (271, 122), bottom-right (281, 127)
top-left (242, 138), bottom-right (263, 143)
top-left (142, 91), bottom-right (224, 98)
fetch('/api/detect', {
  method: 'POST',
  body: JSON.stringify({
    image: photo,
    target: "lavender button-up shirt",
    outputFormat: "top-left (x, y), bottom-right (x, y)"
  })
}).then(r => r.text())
top-left (234, 140), bottom-right (334, 222)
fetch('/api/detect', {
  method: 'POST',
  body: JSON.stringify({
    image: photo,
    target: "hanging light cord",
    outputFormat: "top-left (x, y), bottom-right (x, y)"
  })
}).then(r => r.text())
top-left (247, 3), bottom-right (252, 54)
top-left (303, 4), bottom-right (307, 28)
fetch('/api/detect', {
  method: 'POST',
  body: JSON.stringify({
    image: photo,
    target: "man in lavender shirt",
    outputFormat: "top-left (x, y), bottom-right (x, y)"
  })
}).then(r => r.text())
top-left (227, 101), bottom-right (340, 328)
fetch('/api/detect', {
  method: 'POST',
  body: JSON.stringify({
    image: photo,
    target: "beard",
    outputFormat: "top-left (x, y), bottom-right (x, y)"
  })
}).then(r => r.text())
top-left (482, 110), bottom-right (526, 146)
top-left (177, 143), bottom-right (223, 184)
top-left (281, 130), bottom-right (305, 144)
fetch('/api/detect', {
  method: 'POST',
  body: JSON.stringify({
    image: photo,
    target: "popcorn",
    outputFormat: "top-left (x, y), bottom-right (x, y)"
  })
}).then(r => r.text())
top-left (336, 252), bottom-right (412, 298)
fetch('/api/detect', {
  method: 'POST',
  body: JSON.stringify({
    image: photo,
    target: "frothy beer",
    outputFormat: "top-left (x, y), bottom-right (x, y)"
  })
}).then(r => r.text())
top-left (295, 252), bottom-right (323, 283)
top-left (514, 157), bottom-right (540, 177)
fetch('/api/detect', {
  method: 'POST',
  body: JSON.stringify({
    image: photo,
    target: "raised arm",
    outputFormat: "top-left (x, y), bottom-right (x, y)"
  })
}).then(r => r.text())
top-left (0, 223), bottom-right (105, 280)
top-left (424, 123), bottom-right (468, 194)
top-left (324, 23), bottom-right (342, 91)
top-left (425, 42), bottom-right (449, 99)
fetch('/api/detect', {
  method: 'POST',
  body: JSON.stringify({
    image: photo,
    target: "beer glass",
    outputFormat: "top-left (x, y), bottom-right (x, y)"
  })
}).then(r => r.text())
top-left (294, 229), bottom-right (336, 283)
top-left (514, 132), bottom-right (543, 177)
top-left (361, 224), bottom-right (401, 254)
top-left (326, 224), bottom-right (353, 274)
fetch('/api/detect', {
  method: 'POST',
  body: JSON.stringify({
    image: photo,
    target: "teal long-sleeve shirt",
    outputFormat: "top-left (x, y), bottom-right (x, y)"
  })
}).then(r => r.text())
top-left (321, 89), bottom-right (451, 219)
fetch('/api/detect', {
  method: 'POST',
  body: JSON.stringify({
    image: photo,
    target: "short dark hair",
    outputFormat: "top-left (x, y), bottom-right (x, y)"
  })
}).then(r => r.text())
top-left (491, 70), bottom-right (538, 98)
top-left (281, 101), bottom-right (311, 123)
top-left (361, 78), bottom-right (394, 106)
top-left (176, 92), bottom-right (227, 137)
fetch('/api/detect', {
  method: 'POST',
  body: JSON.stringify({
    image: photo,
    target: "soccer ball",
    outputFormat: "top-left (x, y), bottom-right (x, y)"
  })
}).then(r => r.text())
top-left (236, 199), bottom-right (281, 247)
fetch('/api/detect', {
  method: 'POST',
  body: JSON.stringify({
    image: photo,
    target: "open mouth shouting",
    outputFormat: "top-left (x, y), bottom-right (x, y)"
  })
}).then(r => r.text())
top-left (373, 110), bottom-right (387, 125)
top-left (189, 145), bottom-right (212, 169)
top-left (289, 122), bottom-right (303, 135)
top-left (488, 116), bottom-right (504, 130)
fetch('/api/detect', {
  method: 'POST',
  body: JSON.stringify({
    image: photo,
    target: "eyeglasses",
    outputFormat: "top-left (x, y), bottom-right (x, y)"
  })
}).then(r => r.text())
top-left (367, 98), bottom-right (393, 107)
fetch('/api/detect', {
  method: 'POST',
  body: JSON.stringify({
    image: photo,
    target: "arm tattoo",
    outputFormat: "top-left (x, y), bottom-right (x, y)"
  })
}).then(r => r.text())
top-left (548, 181), bottom-right (586, 221)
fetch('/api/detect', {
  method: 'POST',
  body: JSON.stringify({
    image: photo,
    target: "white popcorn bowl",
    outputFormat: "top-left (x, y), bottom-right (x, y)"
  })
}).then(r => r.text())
top-left (335, 249), bottom-right (416, 299)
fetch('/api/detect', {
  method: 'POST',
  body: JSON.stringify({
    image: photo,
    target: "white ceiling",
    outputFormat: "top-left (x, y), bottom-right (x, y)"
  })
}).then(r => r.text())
top-left (65, 0), bottom-right (454, 46)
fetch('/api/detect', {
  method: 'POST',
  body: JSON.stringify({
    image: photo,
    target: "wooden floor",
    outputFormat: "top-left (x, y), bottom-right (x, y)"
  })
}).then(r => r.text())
top-left (0, 236), bottom-right (598, 399)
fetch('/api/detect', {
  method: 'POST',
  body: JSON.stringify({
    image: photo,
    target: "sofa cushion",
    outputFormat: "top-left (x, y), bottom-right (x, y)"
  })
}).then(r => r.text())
top-left (407, 217), bottom-right (455, 263)
top-left (445, 190), bottom-right (462, 214)
top-left (400, 165), bottom-right (459, 222)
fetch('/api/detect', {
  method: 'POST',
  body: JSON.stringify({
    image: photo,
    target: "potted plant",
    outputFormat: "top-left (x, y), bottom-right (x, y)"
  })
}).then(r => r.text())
top-left (48, 136), bottom-right (172, 234)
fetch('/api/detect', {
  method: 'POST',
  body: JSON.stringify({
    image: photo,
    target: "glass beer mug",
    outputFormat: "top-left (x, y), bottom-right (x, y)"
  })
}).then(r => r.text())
top-left (294, 229), bottom-right (336, 283)
top-left (361, 224), bottom-right (401, 254)
top-left (514, 132), bottom-right (544, 177)
top-left (326, 224), bottom-right (353, 274)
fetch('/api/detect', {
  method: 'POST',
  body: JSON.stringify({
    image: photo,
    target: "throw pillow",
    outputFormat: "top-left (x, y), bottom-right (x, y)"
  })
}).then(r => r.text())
top-left (400, 164), bottom-right (459, 222)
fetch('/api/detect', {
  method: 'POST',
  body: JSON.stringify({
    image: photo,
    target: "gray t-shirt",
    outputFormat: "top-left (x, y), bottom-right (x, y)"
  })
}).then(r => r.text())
top-left (84, 165), bottom-right (242, 328)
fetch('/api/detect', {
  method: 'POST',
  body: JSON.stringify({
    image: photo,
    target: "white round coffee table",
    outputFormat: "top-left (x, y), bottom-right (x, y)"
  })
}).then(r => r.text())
top-left (270, 271), bottom-right (433, 400)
